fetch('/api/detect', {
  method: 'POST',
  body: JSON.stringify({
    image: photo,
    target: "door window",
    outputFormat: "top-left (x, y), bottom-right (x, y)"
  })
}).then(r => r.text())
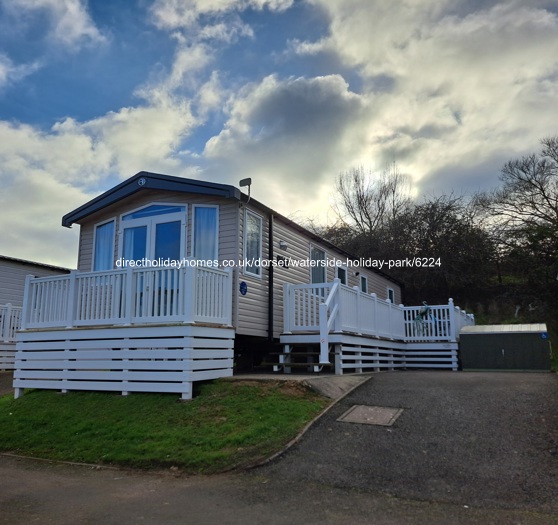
top-left (123, 225), bottom-right (148, 261)
top-left (120, 204), bottom-right (186, 263)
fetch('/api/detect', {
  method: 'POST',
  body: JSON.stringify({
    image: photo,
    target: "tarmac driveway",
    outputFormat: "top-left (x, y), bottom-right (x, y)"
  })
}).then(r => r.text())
top-left (1, 371), bottom-right (558, 524)
top-left (257, 371), bottom-right (558, 512)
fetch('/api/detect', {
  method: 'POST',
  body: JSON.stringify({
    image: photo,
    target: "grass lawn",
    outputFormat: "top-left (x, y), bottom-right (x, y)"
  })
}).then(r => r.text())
top-left (0, 380), bottom-right (328, 473)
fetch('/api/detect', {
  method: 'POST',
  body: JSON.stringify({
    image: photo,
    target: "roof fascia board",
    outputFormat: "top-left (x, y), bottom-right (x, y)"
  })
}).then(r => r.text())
top-left (62, 172), bottom-right (241, 227)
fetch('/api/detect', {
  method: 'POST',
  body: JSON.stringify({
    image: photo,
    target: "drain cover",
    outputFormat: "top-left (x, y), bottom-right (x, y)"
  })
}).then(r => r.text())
top-left (337, 405), bottom-right (403, 426)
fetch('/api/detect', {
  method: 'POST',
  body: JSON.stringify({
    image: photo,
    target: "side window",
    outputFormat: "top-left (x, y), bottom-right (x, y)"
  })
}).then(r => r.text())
top-left (387, 287), bottom-right (395, 303)
top-left (360, 275), bottom-right (368, 293)
top-left (93, 220), bottom-right (115, 271)
top-left (336, 265), bottom-right (348, 286)
top-left (244, 209), bottom-right (263, 277)
top-left (193, 205), bottom-right (219, 261)
top-left (310, 246), bottom-right (326, 284)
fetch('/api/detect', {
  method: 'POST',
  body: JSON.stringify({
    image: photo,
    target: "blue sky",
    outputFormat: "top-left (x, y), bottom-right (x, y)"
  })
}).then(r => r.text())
top-left (1, 0), bottom-right (558, 267)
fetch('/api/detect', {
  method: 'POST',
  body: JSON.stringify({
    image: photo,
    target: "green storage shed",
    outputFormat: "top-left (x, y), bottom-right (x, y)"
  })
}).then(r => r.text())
top-left (459, 324), bottom-right (551, 371)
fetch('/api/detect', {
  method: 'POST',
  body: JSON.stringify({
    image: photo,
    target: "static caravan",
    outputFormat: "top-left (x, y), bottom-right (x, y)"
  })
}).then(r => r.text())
top-left (14, 172), bottom-right (474, 399)
top-left (0, 255), bottom-right (70, 369)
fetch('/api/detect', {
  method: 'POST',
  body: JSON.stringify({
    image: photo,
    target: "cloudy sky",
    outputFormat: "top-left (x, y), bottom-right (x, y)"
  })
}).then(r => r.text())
top-left (1, 0), bottom-right (558, 267)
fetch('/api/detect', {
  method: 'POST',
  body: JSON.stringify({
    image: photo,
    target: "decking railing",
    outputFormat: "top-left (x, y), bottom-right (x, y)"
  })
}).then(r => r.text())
top-left (284, 280), bottom-right (475, 363)
top-left (21, 265), bottom-right (233, 330)
top-left (1, 303), bottom-right (22, 342)
top-left (403, 300), bottom-right (474, 342)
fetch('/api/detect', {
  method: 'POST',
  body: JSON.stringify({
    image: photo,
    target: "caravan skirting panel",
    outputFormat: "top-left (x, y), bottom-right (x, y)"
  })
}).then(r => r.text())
top-left (14, 325), bottom-right (235, 399)
top-left (0, 343), bottom-right (16, 370)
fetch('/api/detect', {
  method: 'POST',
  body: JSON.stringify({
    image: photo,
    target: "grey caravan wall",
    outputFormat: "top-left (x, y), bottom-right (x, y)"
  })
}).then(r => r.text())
top-left (0, 256), bottom-right (71, 307)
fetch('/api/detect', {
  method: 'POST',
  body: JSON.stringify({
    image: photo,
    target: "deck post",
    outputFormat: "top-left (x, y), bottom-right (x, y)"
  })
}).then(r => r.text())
top-left (224, 268), bottom-right (233, 325)
top-left (334, 344), bottom-right (342, 375)
top-left (65, 270), bottom-right (77, 328)
top-left (20, 275), bottom-right (34, 331)
top-left (448, 298), bottom-right (456, 342)
top-left (319, 302), bottom-right (329, 364)
top-left (387, 298), bottom-right (393, 339)
top-left (2, 303), bottom-right (11, 342)
top-left (283, 283), bottom-right (291, 333)
top-left (180, 381), bottom-right (193, 401)
top-left (124, 267), bottom-right (134, 325)
top-left (354, 286), bottom-right (362, 335)
top-left (183, 265), bottom-right (196, 322)
top-left (371, 293), bottom-right (378, 337)
top-left (332, 279), bottom-right (341, 332)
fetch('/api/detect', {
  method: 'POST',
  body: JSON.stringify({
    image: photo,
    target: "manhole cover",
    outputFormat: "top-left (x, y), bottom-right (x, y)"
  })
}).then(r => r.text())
top-left (337, 405), bottom-right (403, 426)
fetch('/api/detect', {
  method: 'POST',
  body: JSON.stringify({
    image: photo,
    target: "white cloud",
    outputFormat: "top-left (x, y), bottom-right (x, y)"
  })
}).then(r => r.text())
top-left (301, 1), bottom-right (558, 191)
top-left (151, 0), bottom-right (293, 31)
top-left (3, 0), bottom-right (106, 48)
top-left (196, 71), bottom-right (227, 117)
top-left (0, 54), bottom-right (40, 89)
top-left (204, 74), bottom-right (370, 214)
top-left (150, 0), bottom-right (293, 51)
top-left (0, 95), bottom-right (198, 266)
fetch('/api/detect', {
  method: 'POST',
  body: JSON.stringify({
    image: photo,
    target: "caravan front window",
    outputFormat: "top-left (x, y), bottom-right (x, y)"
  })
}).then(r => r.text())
top-left (193, 205), bottom-right (218, 261)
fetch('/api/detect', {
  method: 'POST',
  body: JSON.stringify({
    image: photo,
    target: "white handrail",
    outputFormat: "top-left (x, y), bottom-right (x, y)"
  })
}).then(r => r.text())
top-left (21, 266), bottom-right (232, 329)
top-left (285, 282), bottom-right (474, 345)
top-left (0, 303), bottom-right (23, 342)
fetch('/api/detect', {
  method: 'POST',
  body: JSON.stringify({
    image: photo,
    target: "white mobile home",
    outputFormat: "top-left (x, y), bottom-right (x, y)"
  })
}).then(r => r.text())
top-left (14, 172), bottom-right (473, 398)
top-left (0, 255), bottom-right (70, 369)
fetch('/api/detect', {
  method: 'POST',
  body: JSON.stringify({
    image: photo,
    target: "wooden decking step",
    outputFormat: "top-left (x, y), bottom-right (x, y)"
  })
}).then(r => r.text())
top-left (270, 351), bottom-right (321, 357)
top-left (269, 362), bottom-right (333, 368)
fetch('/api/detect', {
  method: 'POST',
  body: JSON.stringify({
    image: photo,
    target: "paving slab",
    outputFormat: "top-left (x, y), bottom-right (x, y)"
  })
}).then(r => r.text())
top-left (302, 374), bottom-right (370, 400)
top-left (228, 373), bottom-right (371, 400)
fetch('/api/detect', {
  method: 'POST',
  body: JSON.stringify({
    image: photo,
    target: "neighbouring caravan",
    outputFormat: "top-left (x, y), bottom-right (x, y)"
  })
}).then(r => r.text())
top-left (0, 255), bottom-right (70, 370)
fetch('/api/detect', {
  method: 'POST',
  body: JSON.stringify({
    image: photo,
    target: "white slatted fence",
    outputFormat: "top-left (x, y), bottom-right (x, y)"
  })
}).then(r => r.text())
top-left (14, 325), bottom-right (234, 400)
top-left (1, 304), bottom-right (22, 370)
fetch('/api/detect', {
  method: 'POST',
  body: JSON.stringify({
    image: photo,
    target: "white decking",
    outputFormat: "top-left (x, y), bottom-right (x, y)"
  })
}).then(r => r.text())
top-left (0, 303), bottom-right (22, 369)
top-left (281, 280), bottom-right (475, 372)
top-left (14, 266), bottom-right (234, 399)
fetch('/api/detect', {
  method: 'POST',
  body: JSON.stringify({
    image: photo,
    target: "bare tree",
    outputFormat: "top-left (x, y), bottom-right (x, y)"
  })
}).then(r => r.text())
top-left (476, 136), bottom-right (558, 294)
top-left (334, 163), bottom-right (412, 234)
top-left (483, 136), bottom-right (558, 235)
